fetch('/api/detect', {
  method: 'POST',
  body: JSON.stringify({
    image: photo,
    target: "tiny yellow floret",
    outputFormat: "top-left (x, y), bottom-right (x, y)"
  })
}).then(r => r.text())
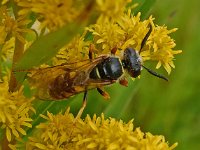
top-left (26, 108), bottom-right (178, 150)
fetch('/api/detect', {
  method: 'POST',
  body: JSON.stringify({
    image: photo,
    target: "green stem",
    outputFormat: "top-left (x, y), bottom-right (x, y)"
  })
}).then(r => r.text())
top-left (8, 0), bottom-right (24, 92)
top-left (2, 133), bottom-right (11, 150)
top-left (9, 38), bottom-right (24, 92)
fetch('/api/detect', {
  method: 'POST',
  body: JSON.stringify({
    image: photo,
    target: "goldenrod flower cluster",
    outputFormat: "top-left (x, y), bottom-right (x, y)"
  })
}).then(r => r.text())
top-left (52, 34), bottom-right (91, 65)
top-left (27, 108), bottom-right (178, 150)
top-left (16, 0), bottom-right (85, 31)
top-left (0, 0), bottom-right (181, 149)
top-left (54, 8), bottom-right (182, 74)
top-left (0, 6), bottom-right (33, 44)
top-left (0, 77), bottom-right (35, 146)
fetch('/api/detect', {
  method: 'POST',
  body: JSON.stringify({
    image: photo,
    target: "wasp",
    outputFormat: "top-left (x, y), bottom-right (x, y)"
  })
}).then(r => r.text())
top-left (22, 24), bottom-right (168, 118)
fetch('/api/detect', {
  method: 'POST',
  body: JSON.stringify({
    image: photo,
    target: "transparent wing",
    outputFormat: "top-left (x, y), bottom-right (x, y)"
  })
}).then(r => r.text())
top-left (27, 55), bottom-right (114, 100)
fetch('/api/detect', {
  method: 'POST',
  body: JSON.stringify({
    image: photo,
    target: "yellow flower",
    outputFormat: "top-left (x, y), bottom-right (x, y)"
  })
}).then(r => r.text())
top-left (96, 0), bottom-right (133, 22)
top-left (0, 37), bottom-right (15, 61)
top-left (87, 10), bottom-right (150, 55)
top-left (17, 0), bottom-right (82, 31)
top-left (117, 11), bottom-right (152, 51)
top-left (87, 8), bottom-right (181, 74)
top-left (86, 21), bottom-right (125, 54)
top-left (0, 77), bottom-right (35, 143)
top-left (0, 25), bottom-right (7, 44)
top-left (0, 6), bottom-right (33, 44)
top-left (1, 0), bottom-right (9, 5)
top-left (147, 25), bottom-right (182, 74)
top-left (52, 34), bottom-right (90, 65)
top-left (26, 108), bottom-right (177, 150)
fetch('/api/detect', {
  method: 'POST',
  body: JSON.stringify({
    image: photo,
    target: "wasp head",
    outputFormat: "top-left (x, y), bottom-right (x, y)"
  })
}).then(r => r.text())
top-left (122, 47), bottom-right (142, 78)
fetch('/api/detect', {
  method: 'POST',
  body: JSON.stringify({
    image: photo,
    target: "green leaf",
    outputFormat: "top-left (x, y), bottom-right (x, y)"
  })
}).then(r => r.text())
top-left (134, 0), bottom-right (156, 19)
top-left (103, 79), bottom-right (140, 119)
top-left (15, 23), bottom-right (83, 71)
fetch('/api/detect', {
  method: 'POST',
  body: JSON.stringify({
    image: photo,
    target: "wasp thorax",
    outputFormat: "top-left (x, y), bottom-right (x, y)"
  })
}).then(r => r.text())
top-left (122, 47), bottom-right (142, 78)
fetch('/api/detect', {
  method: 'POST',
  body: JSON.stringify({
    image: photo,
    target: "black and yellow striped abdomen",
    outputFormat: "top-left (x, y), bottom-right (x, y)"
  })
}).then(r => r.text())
top-left (89, 57), bottom-right (123, 80)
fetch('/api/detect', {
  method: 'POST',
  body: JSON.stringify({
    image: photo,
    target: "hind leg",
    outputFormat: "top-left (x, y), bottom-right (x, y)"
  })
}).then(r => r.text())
top-left (74, 90), bottom-right (88, 122)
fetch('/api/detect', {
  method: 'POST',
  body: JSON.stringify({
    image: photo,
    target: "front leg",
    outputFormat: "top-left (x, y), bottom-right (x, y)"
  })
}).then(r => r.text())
top-left (111, 47), bottom-right (118, 55)
top-left (89, 44), bottom-right (96, 60)
top-left (119, 78), bottom-right (128, 87)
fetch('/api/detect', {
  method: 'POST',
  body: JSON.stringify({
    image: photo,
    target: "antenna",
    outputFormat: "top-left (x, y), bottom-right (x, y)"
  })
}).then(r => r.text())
top-left (139, 24), bottom-right (153, 54)
top-left (142, 65), bottom-right (168, 81)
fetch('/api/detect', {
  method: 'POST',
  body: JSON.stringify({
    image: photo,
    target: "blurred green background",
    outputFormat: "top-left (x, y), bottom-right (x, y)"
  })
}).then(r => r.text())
top-left (83, 0), bottom-right (199, 149)
top-left (30, 0), bottom-right (200, 150)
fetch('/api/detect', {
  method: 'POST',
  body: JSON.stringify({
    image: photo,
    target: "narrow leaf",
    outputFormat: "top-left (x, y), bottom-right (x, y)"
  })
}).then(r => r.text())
top-left (134, 0), bottom-right (156, 19)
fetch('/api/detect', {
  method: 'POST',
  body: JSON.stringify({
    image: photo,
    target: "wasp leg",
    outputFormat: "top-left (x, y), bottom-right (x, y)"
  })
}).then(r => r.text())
top-left (119, 78), bottom-right (128, 87)
top-left (74, 90), bottom-right (88, 122)
top-left (111, 47), bottom-right (117, 55)
top-left (97, 87), bottom-right (110, 99)
top-left (89, 44), bottom-right (95, 60)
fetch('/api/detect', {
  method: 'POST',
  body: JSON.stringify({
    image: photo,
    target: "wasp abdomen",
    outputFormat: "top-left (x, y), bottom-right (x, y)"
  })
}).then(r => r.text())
top-left (49, 73), bottom-right (75, 99)
top-left (90, 57), bottom-right (123, 80)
